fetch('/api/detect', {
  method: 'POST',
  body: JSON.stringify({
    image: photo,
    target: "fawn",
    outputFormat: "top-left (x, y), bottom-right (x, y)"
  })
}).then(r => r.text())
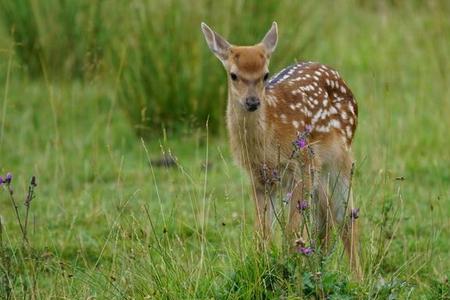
top-left (201, 22), bottom-right (361, 277)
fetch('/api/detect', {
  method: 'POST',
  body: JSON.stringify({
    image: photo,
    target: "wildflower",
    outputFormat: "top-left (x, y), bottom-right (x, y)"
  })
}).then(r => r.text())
top-left (5, 172), bottom-right (12, 184)
top-left (295, 136), bottom-right (307, 149)
top-left (0, 176), bottom-right (3, 186)
top-left (350, 208), bottom-right (360, 221)
top-left (297, 200), bottom-right (309, 211)
top-left (305, 125), bottom-right (313, 133)
top-left (297, 246), bottom-right (314, 256)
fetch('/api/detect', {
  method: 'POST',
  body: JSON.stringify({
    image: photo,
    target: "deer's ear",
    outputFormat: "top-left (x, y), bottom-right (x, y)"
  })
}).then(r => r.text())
top-left (201, 22), bottom-right (231, 62)
top-left (261, 22), bottom-right (278, 56)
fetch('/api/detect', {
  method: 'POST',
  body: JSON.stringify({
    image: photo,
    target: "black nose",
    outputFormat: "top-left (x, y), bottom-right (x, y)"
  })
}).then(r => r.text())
top-left (245, 97), bottom-right (260, 112)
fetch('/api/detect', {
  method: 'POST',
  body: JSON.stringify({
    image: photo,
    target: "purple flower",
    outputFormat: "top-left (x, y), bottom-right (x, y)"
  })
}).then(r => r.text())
top-left (5, 173), bottom-right (12, 184)
top-left (350, 208), bottom-right (360, 221)
top-left (271, 170), bottom-right (280, 182)
top-left (295, 136), bottom-right (307, 149)
top-left (297, 246), bottom-right (314, 256)
top-left (297, 200), bottom-right (309, 211)
top-left (305, 125), bottom-right (313, 133)
top-left (0, 176), bottom-right (3, 185)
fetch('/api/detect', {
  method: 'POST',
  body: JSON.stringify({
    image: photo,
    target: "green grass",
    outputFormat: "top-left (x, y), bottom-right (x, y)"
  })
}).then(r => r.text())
top-left (0, 0), bottom-right (449, 298)
top-left (0, 0), bottom-right (106, 80)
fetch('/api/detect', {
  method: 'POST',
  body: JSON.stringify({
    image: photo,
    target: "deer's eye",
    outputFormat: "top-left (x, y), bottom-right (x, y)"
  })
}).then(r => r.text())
top-left (230, 73), bottom-right (238, 81)
top-left (263, 72), bottom-right (269, 81)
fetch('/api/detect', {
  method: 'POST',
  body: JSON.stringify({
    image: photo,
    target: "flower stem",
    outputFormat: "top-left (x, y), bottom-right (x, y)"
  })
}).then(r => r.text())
top-left (4, 184), bottom-right (28, 245)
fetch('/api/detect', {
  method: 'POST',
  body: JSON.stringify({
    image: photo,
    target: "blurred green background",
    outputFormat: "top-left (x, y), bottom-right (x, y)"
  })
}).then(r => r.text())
top-left (0, 0), bottom-right (449, 298)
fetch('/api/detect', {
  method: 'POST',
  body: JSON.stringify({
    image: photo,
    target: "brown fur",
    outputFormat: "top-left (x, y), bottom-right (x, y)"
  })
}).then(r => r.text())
top-left (230, 46), bottom-right (267, 75)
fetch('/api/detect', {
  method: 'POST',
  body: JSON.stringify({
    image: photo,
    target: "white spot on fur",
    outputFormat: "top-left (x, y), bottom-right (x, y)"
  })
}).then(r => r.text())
top-left (346, 126), bottom-right (352, 138)
top-left (329, 106), bottom-right (337, 114)
top-left (292, 120), bottom-right (299, 128)
top-left (312, 109), bottom-right (323, 124)
top-left (266, 95), bottom-right (278, 106)
top-left (330, 119), bottom-right (341, 128)
top-left (349, 103), bottom-right (355, 114)
top-left (301, 108), bottom-right (312, 117)
top-left (319, 125), bottom-right (331, 132)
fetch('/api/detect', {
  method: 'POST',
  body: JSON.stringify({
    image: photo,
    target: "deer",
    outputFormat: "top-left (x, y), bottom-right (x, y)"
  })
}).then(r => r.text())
top-left (201, 22), bottom-right (362, 278)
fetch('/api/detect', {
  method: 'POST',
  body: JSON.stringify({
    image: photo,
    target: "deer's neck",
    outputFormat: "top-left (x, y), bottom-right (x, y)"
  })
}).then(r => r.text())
top-left (226, 95), bottom-right (271, 169)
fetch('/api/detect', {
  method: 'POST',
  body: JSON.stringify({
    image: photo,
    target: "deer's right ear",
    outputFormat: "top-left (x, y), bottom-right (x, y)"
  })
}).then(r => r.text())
top-left (261, 22), bottom-right (278, 56)
top-left (201, 22), bottom-right (231, 62)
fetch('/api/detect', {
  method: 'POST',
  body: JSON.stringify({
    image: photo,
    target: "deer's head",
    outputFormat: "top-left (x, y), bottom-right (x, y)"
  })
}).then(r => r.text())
top-left (201, 22), bottom-right (278, 112)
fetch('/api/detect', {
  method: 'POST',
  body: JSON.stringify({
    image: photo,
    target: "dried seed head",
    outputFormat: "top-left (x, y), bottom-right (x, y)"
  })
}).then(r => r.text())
top-left (31, 176), bottom-right (37, 187)
top-left (294, 237), bottom-right (305, 247)
top-left (350, 207), bottom-right (360, 221)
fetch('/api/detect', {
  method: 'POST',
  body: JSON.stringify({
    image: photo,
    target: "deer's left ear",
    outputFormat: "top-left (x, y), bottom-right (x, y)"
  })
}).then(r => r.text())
top-left (261, 22), bottom-right (278, 56)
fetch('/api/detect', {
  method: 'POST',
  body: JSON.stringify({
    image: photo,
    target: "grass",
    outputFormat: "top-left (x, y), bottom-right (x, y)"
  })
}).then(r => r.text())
top-left (0, 0), bottom-right (449, 298)
top-left (0, 0), bottom-right (106, 80)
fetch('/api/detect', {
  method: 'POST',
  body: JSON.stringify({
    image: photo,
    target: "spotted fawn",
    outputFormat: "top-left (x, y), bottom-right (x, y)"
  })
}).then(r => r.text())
top-left (201, 22), bottom-right (361, 278)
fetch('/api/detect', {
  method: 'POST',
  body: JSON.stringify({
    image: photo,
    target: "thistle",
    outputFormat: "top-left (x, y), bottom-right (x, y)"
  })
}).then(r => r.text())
top-left (297, 246), bottom-right (314, 256)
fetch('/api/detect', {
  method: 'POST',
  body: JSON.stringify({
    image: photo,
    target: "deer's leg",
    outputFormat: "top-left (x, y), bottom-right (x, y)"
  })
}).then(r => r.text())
top-left (286, 178), bottom-right (303, 240)
top-left (253, 186), bottom-right (272, 245)
top-left (341, 206), bottom-right (362, 280)
top-left (316, 138), bottom-right (362, 279)
top-left (315, 174), bottom-right (333, 253)
top-left (287, 155), bottom-right (318, 248)
top-left (329, 160), bottom-right (363, 280)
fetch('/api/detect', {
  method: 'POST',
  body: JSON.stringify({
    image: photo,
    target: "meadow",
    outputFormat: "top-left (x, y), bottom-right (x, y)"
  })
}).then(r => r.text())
top-left (0, 0), bottom-right (449, 298)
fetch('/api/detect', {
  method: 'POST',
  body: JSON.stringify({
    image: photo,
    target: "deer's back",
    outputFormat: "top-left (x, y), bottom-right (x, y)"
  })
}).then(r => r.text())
top-left (265, 62), bottom-right (358, 150)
